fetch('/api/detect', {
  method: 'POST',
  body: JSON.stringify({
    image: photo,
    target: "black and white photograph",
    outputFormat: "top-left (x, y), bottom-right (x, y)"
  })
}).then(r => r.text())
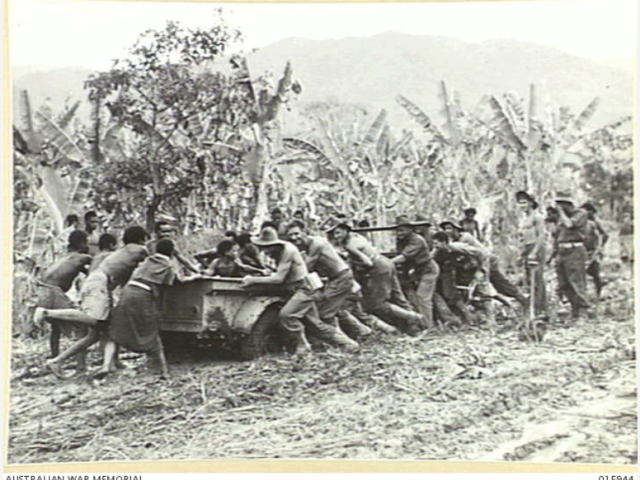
top-left (6, 0), bottom-right (637, 468)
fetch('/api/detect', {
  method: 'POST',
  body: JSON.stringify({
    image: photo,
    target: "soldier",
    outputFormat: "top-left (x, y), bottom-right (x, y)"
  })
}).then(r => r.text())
top-left (432, 231), bottom-right (495, 325)
top-left (329, 221), bottom-right (423, 335)
top-left (392, 215), bottom-right (439, 329)
top-left (581, 202), bottom-right (609, 299)
top-left (240, 226), bottom-right (358, 355)
top-left (440, 221), bottom-right (527, 308)
top-left (554, 192), bottom-right (591, 319)
top-left (286, 220), bottom-right (361, 346)
top-left (516, 191), bottom-right (547, 316)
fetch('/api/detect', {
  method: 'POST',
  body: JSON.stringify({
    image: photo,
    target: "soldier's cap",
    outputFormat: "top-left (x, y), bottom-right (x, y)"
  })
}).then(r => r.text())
top-left (394, 215), bottom-right (413, 228)
top-left (324, 218), bottom-right (352, 233)
top-left (251, 226), bottom-right (286, 247)
top-left (414, 214), bottom-right (432, 226)
top-left (515, 190), bottom-right (539, 209)
top-left (439, 221), bottom-right (463, 231)
top-left (555, 191), bottom-right (574, 205)
top-left (463, 207), bottom-right (477, 216)
top-left (580, 202), bottom-right (597, 213)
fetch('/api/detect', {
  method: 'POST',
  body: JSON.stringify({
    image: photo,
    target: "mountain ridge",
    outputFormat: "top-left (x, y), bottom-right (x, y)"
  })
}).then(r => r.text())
top-left (12, 32), bottom-right (633, 133)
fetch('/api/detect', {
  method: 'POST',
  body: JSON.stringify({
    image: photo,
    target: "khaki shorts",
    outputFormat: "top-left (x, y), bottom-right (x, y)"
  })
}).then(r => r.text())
top-left (80, 270), bottom-right (112, 321)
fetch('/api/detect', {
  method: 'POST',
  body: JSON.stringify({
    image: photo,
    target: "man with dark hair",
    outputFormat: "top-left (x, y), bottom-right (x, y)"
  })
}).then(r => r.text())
top-left (516, 191), bottom-right (547, 316)
top-left (237, 232), bottom-right (269, 272)
top-left (34, 230), bottom-right (93, 366)
top-left (432, 231), bottom-right (495, 325)
top-left (286, 220), bottom-right (361, 346)
top-left (55, 214), bottom-right (81, 255)
top-left (581, 202), bottom-right (609, 299)
top-left (440, 221), bottom-right (527, 308)
top-left (554, 192), bottom-right (591, 319)
top-left (206, 240), bottom-right (266, 277)
top-left (147, 221), bottom-right (199, 273)
top-left (84, 211), bottom-right (101, 255)
top-left (329, 221), bottom-right (423, 335)
top-left (103, 239), bottom-right (201, 379)
top-left (392, 216), bottom-right (439, 329)
top-left (241, 226), bottom-right (358, 355)
top-left (89, 233), bottom-right (118, 273)
top-left (460, 208), bottom-right (483, 241)
top-left (270, 207), bottom-right (288, 239)
top-left (38, 226), bottom-right (150, 378)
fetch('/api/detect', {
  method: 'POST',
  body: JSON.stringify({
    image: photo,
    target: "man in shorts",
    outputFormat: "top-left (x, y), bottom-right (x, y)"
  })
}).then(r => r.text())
top-left (35, 230), bottom-right (93, 366)
top-left (37, 226), bottom-right (149, 378)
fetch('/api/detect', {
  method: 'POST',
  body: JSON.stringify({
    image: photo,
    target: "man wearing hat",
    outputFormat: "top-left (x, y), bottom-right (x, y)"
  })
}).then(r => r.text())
top-left (553, 192), bottom-right (591, 319)
top-left (240, 226), bottom-right (357, 355)
top-left (516, 191), bottom-right (547, 316)
top-left (391, 215), bottom-right (439, 329)
top-left (414, 214), bottom-right (435, 250)
top-left (440, 220), bottom-right (527, 308)
top-left (460, 207), bottom-right (483, 242)
top-left (329, 221), bottom-right (424, 335)
top-left (581, 202), bottom-right (608, 299)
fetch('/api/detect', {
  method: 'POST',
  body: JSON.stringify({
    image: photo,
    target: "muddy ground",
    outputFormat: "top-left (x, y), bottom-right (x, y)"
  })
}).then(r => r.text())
top-left (6, 275), bottom-right (637, 466)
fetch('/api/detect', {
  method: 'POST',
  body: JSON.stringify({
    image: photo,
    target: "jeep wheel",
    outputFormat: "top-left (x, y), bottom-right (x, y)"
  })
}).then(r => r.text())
top-left (239, 305), bottom-right (288, 360)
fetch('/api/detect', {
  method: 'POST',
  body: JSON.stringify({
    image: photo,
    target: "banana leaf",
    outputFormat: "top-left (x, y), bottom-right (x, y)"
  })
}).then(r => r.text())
top-left (35, 111), bottom-right (87, 165)
top-left (363, 109), bottom-right (387, 146)
top-left (396, 95), bottom-right (447, 143)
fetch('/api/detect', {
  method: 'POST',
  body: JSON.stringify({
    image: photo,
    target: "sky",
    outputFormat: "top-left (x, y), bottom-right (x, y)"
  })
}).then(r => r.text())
top-left (9, 0), bottom-right (638, 70)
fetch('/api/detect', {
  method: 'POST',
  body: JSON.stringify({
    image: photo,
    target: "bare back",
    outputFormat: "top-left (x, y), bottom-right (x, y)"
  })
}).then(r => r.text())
top-left (40, 252), bottom-right (92, 292)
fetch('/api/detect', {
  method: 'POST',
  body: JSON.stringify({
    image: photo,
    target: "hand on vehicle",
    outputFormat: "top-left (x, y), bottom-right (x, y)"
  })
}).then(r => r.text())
top-left (240, 276), bottom-right (254, 288)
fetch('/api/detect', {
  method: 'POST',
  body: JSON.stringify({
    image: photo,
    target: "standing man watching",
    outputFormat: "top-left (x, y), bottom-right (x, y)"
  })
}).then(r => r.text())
top-left (554, 192), bottom-right (591, 320)
top-left (84, 211), bottom-right (101, 256)
top-left (516, 191), bottom-right (547, 317)
top-left (392, 215), bottom-right (439, 330)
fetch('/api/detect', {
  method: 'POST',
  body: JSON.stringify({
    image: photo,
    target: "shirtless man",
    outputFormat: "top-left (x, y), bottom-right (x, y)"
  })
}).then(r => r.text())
top-left (516, 191), bottom-right (547, 316)
top-left (285, 220), bottom-right (357, 332)
top-left (35, 230), bottom-right (92, 364)
top-left (330, 222), bottom-right (423, 335)
top-left (240, 226), bottom-right (358, 355)
top-left (37, 226), bottom-right (149, 378)
top-left (89, 233), bottom-right (118, 273)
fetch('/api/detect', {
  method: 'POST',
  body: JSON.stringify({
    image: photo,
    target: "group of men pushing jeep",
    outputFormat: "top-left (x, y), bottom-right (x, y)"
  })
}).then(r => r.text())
top-left (32, 188), bottom-right (612, 377)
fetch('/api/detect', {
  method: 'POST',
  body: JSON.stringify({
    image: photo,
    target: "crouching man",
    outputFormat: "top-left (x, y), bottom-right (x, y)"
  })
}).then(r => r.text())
top-left (240, 227), bottom-right (358, 356)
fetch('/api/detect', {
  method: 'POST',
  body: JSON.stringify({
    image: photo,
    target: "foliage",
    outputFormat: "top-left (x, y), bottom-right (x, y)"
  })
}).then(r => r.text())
top-left (84, 20), bottom-right (255, 230)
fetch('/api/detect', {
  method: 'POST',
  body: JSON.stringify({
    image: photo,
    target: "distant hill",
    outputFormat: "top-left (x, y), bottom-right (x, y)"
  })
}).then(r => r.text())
top-left (12, 32), bottom-right (633, 134)
top-left (248, 33), bottom-right (634, 133)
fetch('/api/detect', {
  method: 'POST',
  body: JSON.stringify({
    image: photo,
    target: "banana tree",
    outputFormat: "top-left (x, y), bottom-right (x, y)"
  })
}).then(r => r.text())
top-left (13, 90), bottom-right (93, 263)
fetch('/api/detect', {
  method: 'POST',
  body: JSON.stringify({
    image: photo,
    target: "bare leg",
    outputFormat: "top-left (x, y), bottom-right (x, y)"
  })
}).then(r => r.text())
top-left (46, 328), bottom-right (101, 378)
top-left (39, 308), bottom-right (99, 326)
top-left (49, 322), bottom-right (61, 358)
top-left (94, 340), bottom-right (117, 378)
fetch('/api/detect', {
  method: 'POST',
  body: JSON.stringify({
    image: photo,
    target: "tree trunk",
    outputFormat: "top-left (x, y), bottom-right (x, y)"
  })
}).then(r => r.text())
top-left (146, 197), bottom-right (162, 233)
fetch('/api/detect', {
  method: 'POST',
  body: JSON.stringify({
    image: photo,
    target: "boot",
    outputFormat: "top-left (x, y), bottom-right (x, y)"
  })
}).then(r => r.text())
top-left (327, 327), bottom-right (360, 352)
top-left (338, 311), bottom-right (373, 339)
top-left (292, 330), bottom-right (313, 356)
top-left (363, 314), bottom-right (399, 335)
